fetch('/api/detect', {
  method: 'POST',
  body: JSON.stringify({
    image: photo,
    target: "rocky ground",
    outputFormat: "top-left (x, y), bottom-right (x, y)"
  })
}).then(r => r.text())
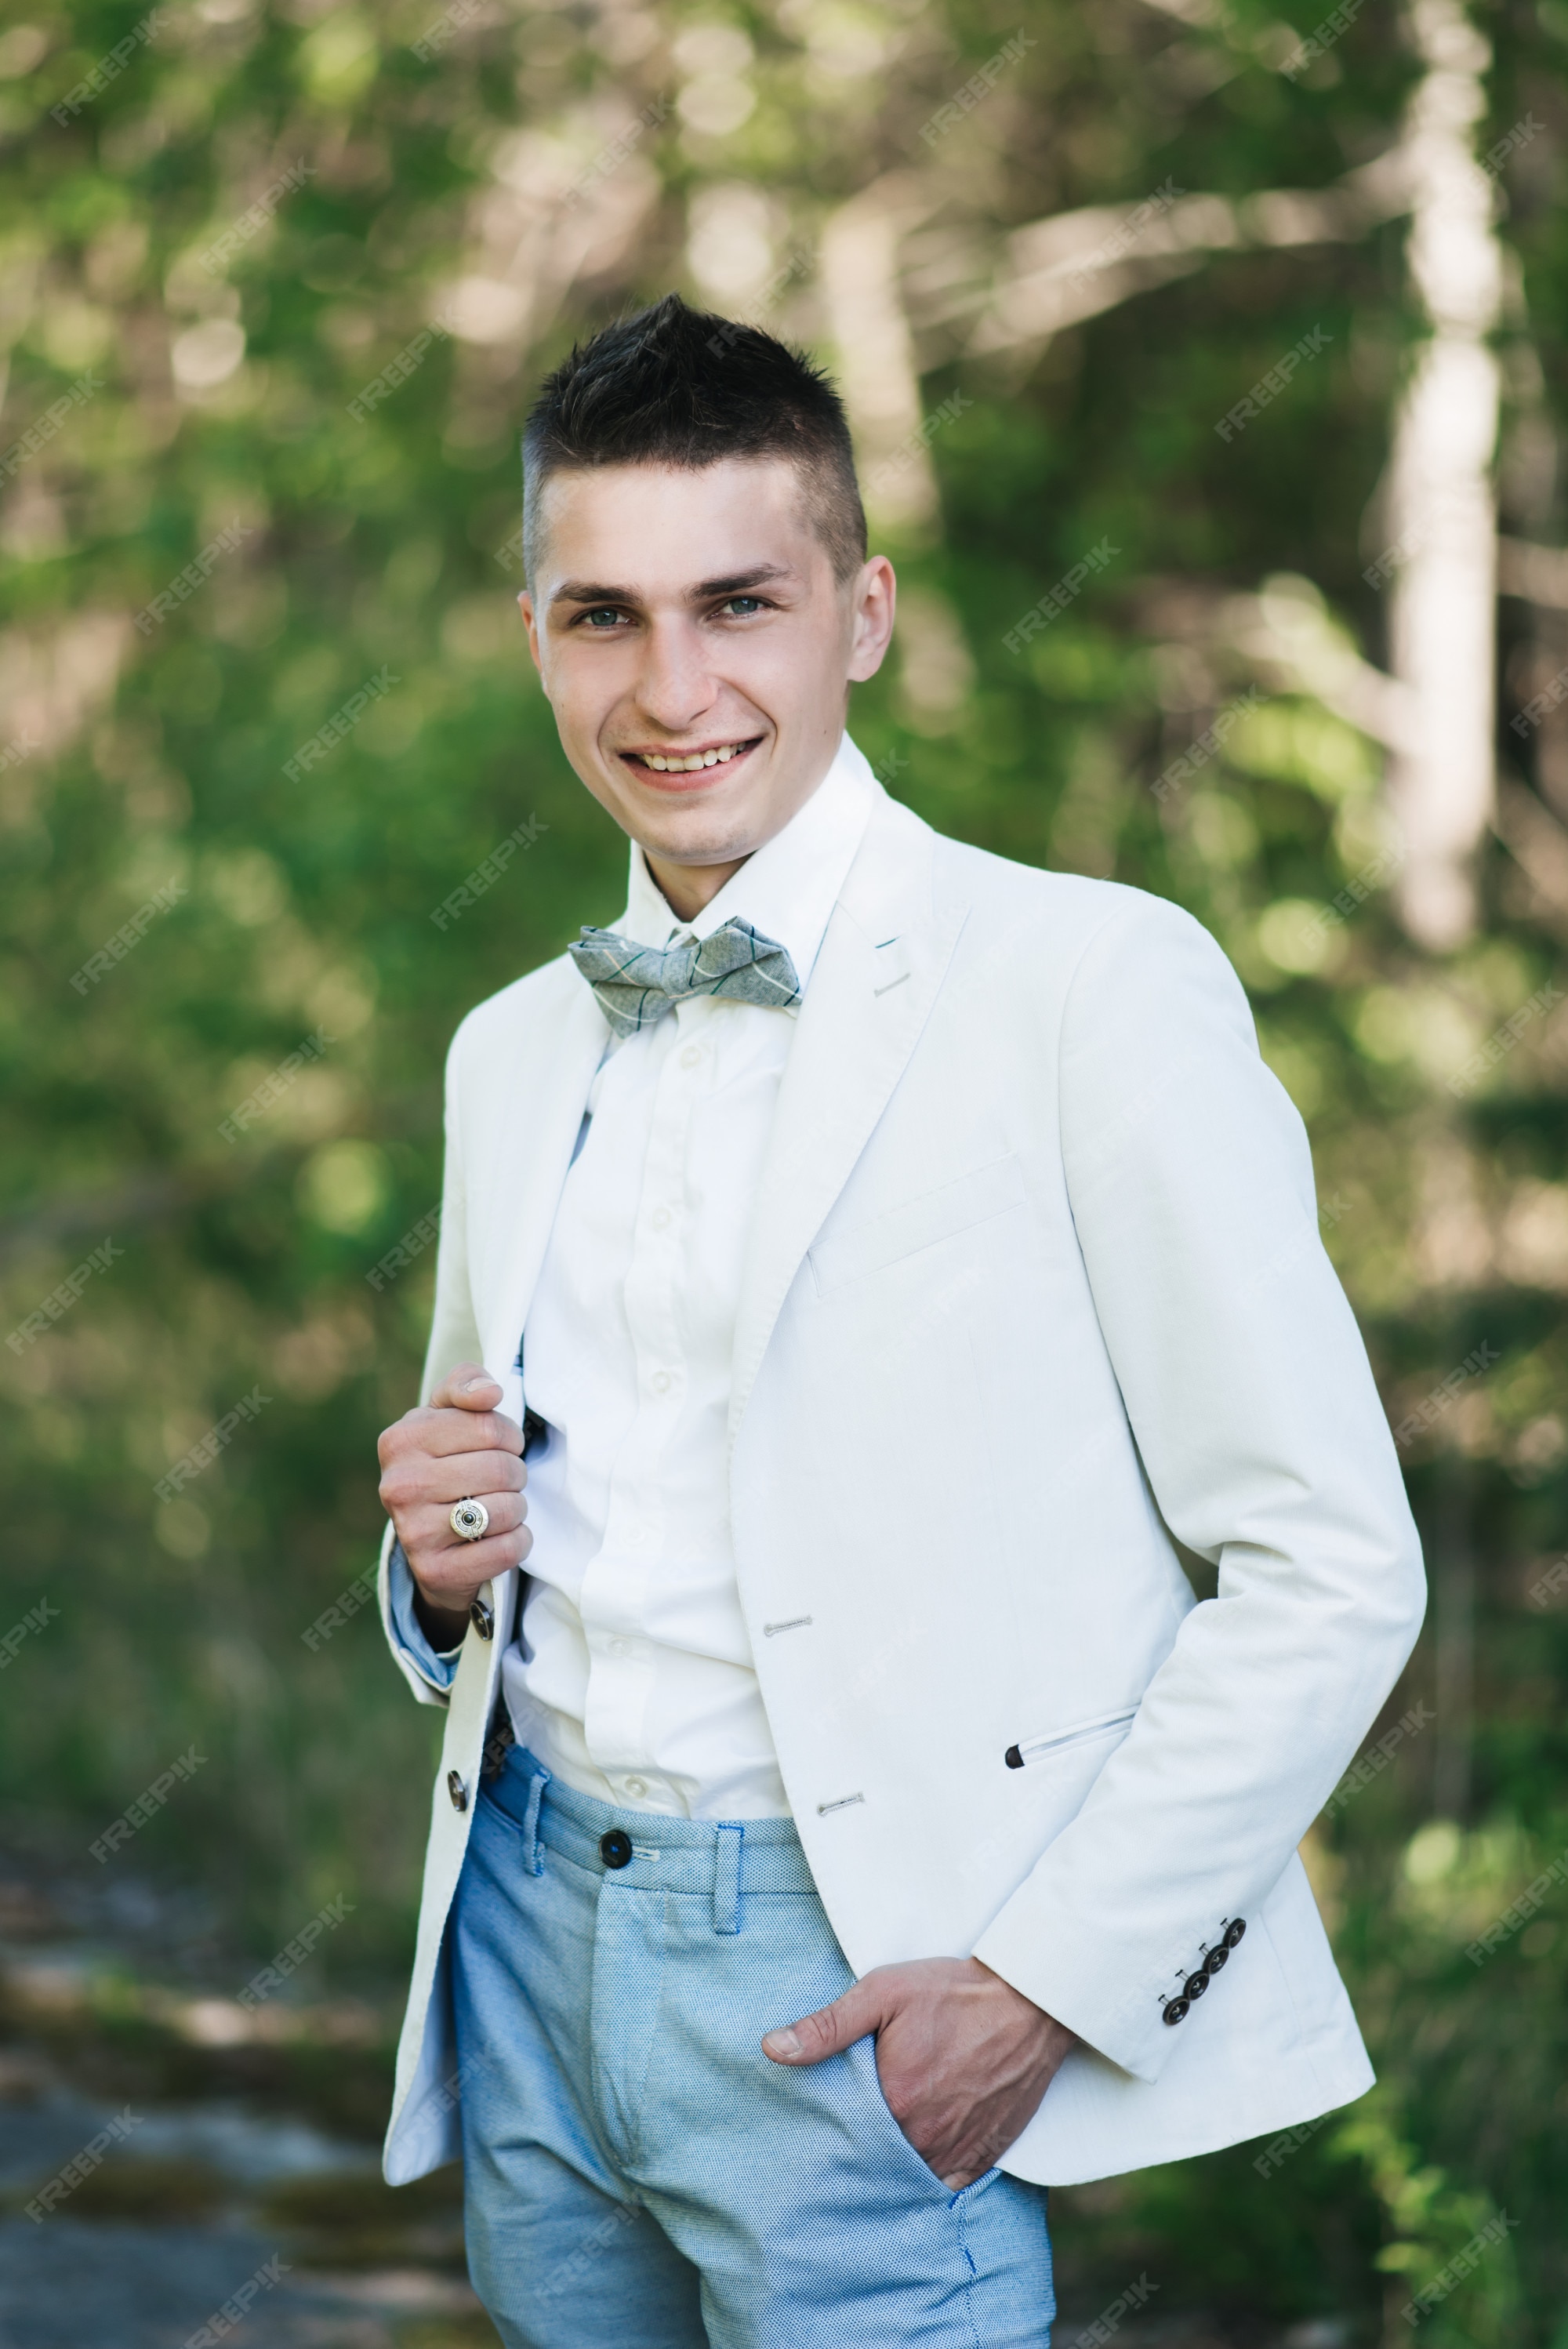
top-left (0, 1853), bottom-right (1354, 2349)
top-left (0, 1856), bottom-right (488, 2349)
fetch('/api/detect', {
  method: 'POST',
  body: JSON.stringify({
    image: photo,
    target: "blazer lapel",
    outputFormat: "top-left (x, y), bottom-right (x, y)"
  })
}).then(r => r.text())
top-left (472, 965), bottom-right (608, 1417)
top-left (728, 793), bottom-right (967, 1450)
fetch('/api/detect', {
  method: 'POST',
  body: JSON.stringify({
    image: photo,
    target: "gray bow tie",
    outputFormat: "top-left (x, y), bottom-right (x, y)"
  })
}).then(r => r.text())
top-left (568, 917), bottom-right (801, 1039)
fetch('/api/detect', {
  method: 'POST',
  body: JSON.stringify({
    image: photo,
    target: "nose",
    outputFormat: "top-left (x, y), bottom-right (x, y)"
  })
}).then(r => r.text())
top-left (633, 615), bottom-right (720, 736)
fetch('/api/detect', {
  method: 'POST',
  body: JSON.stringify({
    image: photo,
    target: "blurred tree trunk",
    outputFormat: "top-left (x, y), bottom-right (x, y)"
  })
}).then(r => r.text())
top-left (1384, 0), bottom-right (1504, 952)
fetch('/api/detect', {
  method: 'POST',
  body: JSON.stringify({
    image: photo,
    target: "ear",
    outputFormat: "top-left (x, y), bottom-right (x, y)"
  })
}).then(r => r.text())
top-left (846, 556), bottom-right (896, 684)
top-left (517, 590), bottom-right (545, 681)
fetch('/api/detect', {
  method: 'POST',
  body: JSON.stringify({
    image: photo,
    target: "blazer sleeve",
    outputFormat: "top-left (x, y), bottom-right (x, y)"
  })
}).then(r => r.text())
top-left (970, 890), bottom-right (1426, 2083)
top-left (376, 1010), bottom-right (486, 1709)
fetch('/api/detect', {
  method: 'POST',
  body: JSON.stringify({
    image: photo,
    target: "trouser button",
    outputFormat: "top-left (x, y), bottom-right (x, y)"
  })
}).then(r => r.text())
top-left (600, 1828), bottom-right (632, 1868)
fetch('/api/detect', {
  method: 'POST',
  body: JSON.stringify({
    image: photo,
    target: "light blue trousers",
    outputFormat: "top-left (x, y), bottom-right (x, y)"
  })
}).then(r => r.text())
top-left (451, 1744), bottom-right (1056, 2348)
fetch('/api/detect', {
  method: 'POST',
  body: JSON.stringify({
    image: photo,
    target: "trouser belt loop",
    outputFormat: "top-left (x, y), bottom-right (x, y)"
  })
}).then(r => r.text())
top-left (712, 1822), bottom-right (742, 1934)
top-left (521, 1763), bottom-right (551, 1878)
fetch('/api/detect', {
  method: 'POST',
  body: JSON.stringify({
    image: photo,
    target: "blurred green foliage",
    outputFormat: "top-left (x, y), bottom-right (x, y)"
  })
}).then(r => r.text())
top-left (2, 0), bottom-right (1567, 2336)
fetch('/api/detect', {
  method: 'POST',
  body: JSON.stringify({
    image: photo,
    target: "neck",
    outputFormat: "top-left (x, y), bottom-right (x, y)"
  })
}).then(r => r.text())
top-left (643, 851), bottom-right (749, 924)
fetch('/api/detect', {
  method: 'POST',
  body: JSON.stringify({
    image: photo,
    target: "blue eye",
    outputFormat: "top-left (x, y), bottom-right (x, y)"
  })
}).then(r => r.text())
top-left (583, 608), bottom-right (623, 628)
top-left (721, 596), bottom-right (764, 617)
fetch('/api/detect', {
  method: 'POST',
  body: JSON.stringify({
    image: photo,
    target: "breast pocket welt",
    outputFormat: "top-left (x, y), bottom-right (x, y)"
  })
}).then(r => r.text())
top-left (808, 1153), bottom-right (1028, 1298)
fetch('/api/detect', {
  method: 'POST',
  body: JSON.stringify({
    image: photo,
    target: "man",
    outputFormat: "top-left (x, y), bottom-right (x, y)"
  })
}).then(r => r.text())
top-left (374, 293), bottom-right (1425, 2348)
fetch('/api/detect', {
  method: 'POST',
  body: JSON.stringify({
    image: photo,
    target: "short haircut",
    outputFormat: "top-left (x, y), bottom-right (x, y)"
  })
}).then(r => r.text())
top-left (521, 292), bottom-right (867, 586)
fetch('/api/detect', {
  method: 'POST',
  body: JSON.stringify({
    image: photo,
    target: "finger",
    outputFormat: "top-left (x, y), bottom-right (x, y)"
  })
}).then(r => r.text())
top-left (380, 1450), bottom-right (524, 1525)
top-left (406, 1487), bottom-right (529, 1543)
top-left (399, 1450), bottom-right (528, 1509)
top-left (435, 1449), bottom-right (526, 1499)
top-left (430, 1363), bottom-right (505, 1412)
top-left (762, 1977), bottom-right (889, 2065)
top-left (383, 1409), bottom-right (524, 1468)
top-left (409, 1519), bottom-right (532, 1601)
top-left (939, 2138), bottom-right (1009, 2190)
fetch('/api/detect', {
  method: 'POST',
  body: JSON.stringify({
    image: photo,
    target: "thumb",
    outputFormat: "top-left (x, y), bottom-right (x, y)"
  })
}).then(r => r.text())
top-left (762, 1976), bottom-right (889, 2067)
top-left (431, 1362), bottom-right (502, 1410)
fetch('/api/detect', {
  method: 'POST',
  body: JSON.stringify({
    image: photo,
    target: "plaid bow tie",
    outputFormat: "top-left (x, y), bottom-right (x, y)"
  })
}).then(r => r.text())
top-left (568, 917), bottom-right (802, 1039)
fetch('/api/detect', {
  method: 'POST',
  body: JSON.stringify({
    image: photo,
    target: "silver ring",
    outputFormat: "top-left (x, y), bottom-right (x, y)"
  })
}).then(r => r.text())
top-left (449, 1498), bottom-right (490, 1542)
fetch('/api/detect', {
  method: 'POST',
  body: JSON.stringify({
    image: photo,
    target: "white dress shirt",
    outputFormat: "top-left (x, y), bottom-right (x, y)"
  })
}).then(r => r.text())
top-left (495, 735), bottom-right (877, 1817)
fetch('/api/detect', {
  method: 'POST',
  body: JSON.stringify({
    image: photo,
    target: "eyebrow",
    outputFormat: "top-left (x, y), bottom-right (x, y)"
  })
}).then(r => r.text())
top-left (548, 563), bottom-right (799, 609)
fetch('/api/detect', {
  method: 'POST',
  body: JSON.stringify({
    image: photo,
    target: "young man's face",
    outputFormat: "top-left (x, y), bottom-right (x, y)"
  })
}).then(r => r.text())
top-left (517, 458), bottom-right (895, 898)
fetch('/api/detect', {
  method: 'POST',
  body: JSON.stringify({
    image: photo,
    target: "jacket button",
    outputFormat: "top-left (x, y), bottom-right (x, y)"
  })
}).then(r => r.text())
top-left (600, 1828), bottom-right (633, 1869)
top-left (447, 1770), bottom-right (468, 1813)
top-left (1223, 1917), bottom-right (1247, 1949)
top-left (1184, 1970), bottom-right (1210, 2001)
top-left (1163, 1997), bottom-right (1189, 2025)
top-left (470, 1597), bottom-right (494, 1641)
top-left (1204, 1944), bottom-right (1229, 1976)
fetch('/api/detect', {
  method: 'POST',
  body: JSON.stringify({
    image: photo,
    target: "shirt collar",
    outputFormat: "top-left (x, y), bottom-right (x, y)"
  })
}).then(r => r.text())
top-left (618, 732), bottom-right (878, 989)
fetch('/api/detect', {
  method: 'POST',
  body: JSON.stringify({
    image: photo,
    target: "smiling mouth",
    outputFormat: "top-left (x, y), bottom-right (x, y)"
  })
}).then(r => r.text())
top-left (620, 736), bottom-right (764, 776)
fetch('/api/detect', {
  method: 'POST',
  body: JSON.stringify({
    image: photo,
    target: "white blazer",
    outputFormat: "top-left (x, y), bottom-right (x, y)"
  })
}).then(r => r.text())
top-left (376, 779), bottom-right (1425, 2189)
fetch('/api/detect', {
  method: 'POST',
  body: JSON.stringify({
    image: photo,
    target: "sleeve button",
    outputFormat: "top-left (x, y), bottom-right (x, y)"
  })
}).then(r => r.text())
top-left (1223, 1917), bottom-right (1247, 1949)
top-left (1184, 1971), bottom-right (1210, 2001)
top-left (1163, 1997), bottom-right (1189, 2025)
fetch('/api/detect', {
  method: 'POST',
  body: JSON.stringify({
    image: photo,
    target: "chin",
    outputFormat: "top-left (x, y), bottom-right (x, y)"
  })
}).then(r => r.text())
top-left (640, 817), bottom-right (758, 868)
top-left (619, 776), bottom-right (764, 857)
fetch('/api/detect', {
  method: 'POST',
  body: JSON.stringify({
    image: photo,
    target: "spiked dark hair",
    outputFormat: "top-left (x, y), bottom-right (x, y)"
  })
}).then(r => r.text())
top-left (521, 292), bottom-right (867, 586)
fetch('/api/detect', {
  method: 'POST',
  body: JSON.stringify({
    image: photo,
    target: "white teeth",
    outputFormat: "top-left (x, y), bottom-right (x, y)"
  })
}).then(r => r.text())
top-left (638, 743), bottom-right (746, 772)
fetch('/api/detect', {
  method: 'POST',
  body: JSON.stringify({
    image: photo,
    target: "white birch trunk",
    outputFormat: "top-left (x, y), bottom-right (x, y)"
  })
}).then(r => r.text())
top-left (1382, 0), bottom-right (1504, 949)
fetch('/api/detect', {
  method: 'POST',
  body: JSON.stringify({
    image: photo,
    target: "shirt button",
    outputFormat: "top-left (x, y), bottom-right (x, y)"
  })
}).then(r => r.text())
top-left (651, 1205), bottom-right (672, 1230)
top-left (610, 1637), bottom-right (630, 1657)
top-left (624, 1776), bottom-right (648, 1799)
top-left (652, 1370), bottom-right (672, 1393)
top-left (680, 1044), bottom-right (702, 1069)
